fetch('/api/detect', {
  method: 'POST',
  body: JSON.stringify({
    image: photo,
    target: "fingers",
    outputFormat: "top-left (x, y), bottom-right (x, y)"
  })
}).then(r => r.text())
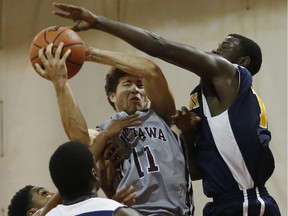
top-left (110, 146), bottom-right (124, 164)
top-left (180, 106), bottom-right (189, 114)
top-left (52, 10), bottom-right (71, 19)
top-left (61, 47), bottom-right (71, 62)
top-left (171, 110), bottom-right (181, 124)
top-left (42, 42), bottom-right (70, 65)
top-left (38, 46), bottom-right (46, 62)
top-left (34, 42), bottom-right (70, 81)
top-left (35, 63), bottom-right (45, 78)
top-left (53, 3), bottom-right (74, 12)
top-left (121, 185), bottom-right (136, 206)
top-left (45, 43), bottom-right (53, 61)
top-left (121, 113), bottom-right (141, 126)
top-left (113, 185), bottom-right (136, 206)
top-left (52, 3), bottom-right (82, 16)
top-left (104, 144), bottom-right (122, 161)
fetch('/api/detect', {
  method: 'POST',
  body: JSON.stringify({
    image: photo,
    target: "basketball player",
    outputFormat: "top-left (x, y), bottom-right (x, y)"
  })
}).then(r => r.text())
top-left (46, 141), bottom-right (141, 216)
top-left (8, 181), bottom-right (137, 216)
top-left (35, 42), bottom-right (194, 215)
top-left (7, 185), bottom-right (59, 216)
top-left (8, 94), bottom-right (139, 216)
top-left (52, 3), bottom-right (281, 216)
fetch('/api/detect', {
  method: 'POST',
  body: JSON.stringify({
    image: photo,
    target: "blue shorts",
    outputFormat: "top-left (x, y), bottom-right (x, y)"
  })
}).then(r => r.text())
top-left (203, 186), bottom-right (280, 216)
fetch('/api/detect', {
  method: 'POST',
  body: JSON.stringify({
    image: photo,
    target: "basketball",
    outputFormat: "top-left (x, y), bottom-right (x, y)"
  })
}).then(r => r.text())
top-left (29, 26), bottom-right (86, 79)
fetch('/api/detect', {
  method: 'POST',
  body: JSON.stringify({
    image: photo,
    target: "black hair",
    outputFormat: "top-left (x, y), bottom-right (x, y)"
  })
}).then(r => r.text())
top-left (228, 33), bottom-right (262, 75)
top-left (49, 141), bottom-right (95, 199)
top-left (8, 185), bottom-right (34, 216)
top-left (105, 67), bottom-right (128, 110)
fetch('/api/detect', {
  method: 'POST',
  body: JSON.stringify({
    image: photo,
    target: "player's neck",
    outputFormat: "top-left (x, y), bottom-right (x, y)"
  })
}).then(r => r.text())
top-left (62, 192), bottom-right (97, 205)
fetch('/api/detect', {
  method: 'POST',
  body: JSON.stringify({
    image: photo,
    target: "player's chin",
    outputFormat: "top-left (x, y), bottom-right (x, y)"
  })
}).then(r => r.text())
top-left (126, 104), bottom-right (145, 114)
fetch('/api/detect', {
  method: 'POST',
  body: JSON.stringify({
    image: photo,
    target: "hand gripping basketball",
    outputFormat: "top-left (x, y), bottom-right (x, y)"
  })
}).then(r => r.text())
top-left (29, 26), bottom-right (85, 79)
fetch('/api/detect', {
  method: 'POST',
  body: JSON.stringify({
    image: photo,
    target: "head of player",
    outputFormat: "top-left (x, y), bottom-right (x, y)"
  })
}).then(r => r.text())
top-left (105, 67), bottom-right (149, 114)
top-left (49, 141), bottom-right (100, 201)
top-left (212, 33), bottom-right (262, 76)
top-left (8, 185), bottom-right (54, 216)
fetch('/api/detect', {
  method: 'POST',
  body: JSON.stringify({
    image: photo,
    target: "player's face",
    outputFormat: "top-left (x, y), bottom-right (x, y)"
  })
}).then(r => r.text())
top-left (109, 75), bottom-right (149, 114)
top-left (30, 187), bottom-right (54, 209)
top-left (212, 36), bottom-right (242, 63)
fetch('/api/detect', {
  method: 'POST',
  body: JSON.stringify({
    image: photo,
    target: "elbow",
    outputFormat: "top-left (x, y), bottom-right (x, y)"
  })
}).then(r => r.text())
top-left (143, 61), bottom-right (163, 79)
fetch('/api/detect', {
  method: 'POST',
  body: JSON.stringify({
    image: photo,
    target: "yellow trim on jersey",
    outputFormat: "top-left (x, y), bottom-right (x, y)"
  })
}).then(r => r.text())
top-left (189, 92), bottom-right (199, 110)
top-left (251, 87), bottom-right (268, 128)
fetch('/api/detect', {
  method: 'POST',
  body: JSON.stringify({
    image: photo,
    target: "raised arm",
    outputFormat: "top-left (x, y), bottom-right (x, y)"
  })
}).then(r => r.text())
top-left (35, 42), bottom-right (91, 146)
top-left (86, 47), bottom-right (176, 124)
top-left (52, 2), bottom-right (235, 80)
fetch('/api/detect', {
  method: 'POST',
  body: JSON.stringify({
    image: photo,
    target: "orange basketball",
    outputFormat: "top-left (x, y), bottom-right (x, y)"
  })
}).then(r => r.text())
top-left (29, 26), bottom-right (86, 79)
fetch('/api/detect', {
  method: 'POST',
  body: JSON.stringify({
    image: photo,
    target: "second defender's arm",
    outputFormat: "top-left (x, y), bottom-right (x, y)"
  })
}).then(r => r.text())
top-left (52, 3), bottom-right (233, 80)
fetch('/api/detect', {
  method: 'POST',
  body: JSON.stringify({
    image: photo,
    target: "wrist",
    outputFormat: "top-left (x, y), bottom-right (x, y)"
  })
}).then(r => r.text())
top-left (53, 79), bottom-right (67, 89)
top-left (92, 15), bottom-right (103, 29)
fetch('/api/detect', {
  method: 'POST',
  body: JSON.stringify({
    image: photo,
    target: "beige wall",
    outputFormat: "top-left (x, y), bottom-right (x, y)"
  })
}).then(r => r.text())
top-left (0, 0), bottom-right (286, 215)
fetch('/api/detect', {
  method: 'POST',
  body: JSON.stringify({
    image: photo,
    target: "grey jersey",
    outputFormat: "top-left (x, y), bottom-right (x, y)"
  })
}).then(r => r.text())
top-left (98, 109), bottom-right (193, 216)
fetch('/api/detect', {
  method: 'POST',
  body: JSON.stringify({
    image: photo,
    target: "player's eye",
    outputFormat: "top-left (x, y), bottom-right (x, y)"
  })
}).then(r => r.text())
top-left (123, 81), bottom-right (132, 87)
top-left (137, 84), bottom-right (144, 89)
top-left (40, 190), bottom-right (50, 197)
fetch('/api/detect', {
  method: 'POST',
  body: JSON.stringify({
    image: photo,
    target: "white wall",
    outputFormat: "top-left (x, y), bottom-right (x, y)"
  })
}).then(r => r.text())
top-left (0, 0), bottom-right (286, 215)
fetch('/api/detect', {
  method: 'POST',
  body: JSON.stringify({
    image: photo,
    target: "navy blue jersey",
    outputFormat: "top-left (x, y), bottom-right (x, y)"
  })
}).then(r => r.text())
top-left (98, 109), bottom-right (193, 216)
top-left (189, 65), bottom-right (275, 198)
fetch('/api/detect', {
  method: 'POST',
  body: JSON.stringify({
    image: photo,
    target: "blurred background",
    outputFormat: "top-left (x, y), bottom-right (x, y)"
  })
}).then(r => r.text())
top-left (0, 0), bottom-right (286, 215)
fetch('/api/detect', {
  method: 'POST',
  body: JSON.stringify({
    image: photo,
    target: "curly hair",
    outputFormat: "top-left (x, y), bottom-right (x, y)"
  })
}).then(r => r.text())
top-left (8, 185), bottom-right (34, 216)
top-left (228, 33), bottom-right (262, 76)
top-left (105, 67), bottom-right (128, 110)
top-left (49, 141), bottom-right (95, 198)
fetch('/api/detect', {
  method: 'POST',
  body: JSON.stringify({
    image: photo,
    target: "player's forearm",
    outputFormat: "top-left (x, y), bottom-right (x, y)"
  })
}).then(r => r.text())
top-left (54, 82), bottom-right (90, 145)
top-left (87, 47), bottom-right (161, 81)
top-left (93, 17), bottom-right (168, 58)
top-left (182, 131), bottom-right (203, 180)
top-left (93, 16), bottom-right (220, 78)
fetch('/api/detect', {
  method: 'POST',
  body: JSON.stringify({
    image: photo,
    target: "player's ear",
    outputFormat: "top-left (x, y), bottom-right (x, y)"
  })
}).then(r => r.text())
top-left (26, 208), bottom-right (37, 216)
top-left (108, 92), bottom-right (116, 103)
top-left (236, 56), bottom-right (250, 68)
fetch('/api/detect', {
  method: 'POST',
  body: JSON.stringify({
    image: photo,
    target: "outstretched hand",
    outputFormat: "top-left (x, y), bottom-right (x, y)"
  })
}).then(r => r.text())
top-left (105, 113), bottom-right (142, 140)
top-left (53, 2), bottom-right (98, 31)
top-left (171, 106), bottom-right (201, 133)
top-left (97, 146), bottom-right (124, 199)
top-left (98, 147), bottom-right (120, 188)
top-left (35, 42), bottom-right (70, 83)
top-left (112, 185), bottom-right (136, 207)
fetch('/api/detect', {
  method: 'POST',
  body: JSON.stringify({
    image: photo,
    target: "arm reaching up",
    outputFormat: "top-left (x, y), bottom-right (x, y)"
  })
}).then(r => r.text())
top-left (35, 42), bottom-right (91, 146)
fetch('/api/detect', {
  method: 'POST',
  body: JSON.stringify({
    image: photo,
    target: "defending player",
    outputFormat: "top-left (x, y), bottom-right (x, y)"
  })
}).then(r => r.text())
top-left (47, 141), bottom-right (141, 216)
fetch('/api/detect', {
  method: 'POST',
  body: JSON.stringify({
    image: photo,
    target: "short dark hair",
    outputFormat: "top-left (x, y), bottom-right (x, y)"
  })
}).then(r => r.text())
top-left (228, 33), bottom-right (262, 75)
top-left (49, 141), bottom-right (95, 198)
top-left (8, 185), bottom-right (34, 216)
top-left (105, 67), bottom-right (128, 110)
